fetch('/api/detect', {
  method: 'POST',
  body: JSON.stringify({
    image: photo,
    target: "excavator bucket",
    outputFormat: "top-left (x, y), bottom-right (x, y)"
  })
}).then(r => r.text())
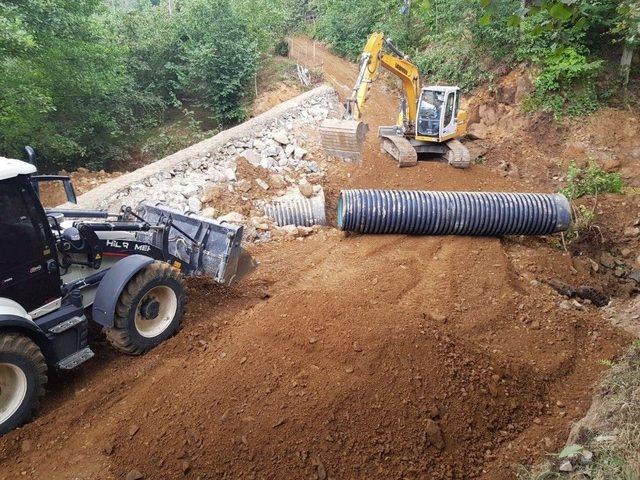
top-left (135, 202), bottom-right (247, 285)
top-left (319, 119), bottom-right (369, 161)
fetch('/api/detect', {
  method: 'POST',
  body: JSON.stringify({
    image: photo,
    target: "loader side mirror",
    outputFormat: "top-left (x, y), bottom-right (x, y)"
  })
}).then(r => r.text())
top-left (31, 175), bottom-right (78, 207)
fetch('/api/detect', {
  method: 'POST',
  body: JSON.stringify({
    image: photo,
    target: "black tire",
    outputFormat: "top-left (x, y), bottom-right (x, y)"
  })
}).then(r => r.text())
top-left (105, 262), bottom-right (186, 355)
top-left (0, 334), bottom-right (47, 435)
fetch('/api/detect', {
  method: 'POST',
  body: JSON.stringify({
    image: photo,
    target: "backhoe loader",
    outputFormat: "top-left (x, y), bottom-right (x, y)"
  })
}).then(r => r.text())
top-left (0, 152), bottom-right (244, 434)
top-left (320, 32), bottom-right (471, 168)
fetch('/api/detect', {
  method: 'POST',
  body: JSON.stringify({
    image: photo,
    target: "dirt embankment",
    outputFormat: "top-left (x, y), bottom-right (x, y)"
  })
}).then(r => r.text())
top-left (0, 38), bottom-right (636, 480)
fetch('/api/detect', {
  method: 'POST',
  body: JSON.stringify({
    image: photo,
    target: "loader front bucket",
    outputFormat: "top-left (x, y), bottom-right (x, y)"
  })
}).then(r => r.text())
top-left (135, 202), bottom-right (245, 285)
top-left (319, 119), bottom-right (369, 161)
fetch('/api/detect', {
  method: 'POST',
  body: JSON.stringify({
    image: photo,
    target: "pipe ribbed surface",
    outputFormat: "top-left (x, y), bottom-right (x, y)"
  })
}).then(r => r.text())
top-left (338, 189), bottom-right (571, 236)
top-left (264, 194), bottom-right (326, 227)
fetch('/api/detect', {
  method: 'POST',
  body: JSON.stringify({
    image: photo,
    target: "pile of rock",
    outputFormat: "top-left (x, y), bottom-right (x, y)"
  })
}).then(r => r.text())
top-left (102, 91), bottom-right (337, 243)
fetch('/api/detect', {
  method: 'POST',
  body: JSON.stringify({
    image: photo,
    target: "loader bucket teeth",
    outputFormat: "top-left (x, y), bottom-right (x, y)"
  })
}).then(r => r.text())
top-left (135, 202), bottom-right (244, 284)
top-left (319, 119), bottom-right (369, 161)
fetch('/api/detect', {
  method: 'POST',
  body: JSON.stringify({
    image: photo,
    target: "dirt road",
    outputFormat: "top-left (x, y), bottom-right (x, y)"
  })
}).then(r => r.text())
top-left (0, 38), bottom-right (628, 480)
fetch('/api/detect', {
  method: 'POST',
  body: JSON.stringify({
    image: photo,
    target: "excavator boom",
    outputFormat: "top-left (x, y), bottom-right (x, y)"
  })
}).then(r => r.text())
top-left (320, 32), bottom-right (420, 161)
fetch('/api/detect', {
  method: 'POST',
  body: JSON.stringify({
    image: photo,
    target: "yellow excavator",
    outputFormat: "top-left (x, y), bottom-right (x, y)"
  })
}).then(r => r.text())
top-left (320, 32), bottom-right (471, 168)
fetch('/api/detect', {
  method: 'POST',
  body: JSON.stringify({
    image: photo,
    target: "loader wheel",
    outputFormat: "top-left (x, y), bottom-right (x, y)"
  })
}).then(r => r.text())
top-left (106, 262), bottom-right (186, 355)
top-left (0, 334), bottom-right (47, 435)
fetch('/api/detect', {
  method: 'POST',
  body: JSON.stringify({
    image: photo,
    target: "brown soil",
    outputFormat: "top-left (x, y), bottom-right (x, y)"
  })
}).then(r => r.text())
top-left (39, 168), bottom-right (123, 208)
top-left (252, 82), bottom-right (305, 117)
top-left (0, 38), bottom-right (635, 480)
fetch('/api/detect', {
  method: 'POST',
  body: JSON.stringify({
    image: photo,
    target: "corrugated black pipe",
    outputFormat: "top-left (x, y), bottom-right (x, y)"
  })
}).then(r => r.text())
top-left (337, 189), bottom-right (571, 236)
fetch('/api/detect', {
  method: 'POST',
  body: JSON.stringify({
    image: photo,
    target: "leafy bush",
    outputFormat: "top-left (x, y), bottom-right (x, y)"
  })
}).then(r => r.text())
top-left (560, 162), bottom-right (624, 199)
top-left (312, 0), bottom-right (519, 91)
top-left (535, 47), bottom-right (602, 93)
top-left (313, 0), bottom-right (396, 59)
top-left (413, 43), bottom-right (494, 91)
top-left (175, 0), bottom-right (259, 125)
top-left (274, 39), bottom-right (290, 57)
top-left (523, 47), bottom-right (603, 118)
top-left (0, 0), bottom-right (147, 171)
top-left (0, 0), bottom-right (268, 171)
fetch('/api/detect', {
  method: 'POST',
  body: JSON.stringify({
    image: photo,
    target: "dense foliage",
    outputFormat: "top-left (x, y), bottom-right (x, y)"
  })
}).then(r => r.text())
top-left (561, 162), bottom-right (624, 199)
top-left (309, 0), bottom-right (638, 113)
top-left (0, 0), bottom-right (295, 171)
top-left (1, 0), bottom-right (637, 171)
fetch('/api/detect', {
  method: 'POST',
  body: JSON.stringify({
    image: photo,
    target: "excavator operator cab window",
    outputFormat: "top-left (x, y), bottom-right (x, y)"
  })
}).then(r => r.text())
top-left (417, 90), bottom-right (444, 137)
top-left (443, 92), bottom-right (456, 127)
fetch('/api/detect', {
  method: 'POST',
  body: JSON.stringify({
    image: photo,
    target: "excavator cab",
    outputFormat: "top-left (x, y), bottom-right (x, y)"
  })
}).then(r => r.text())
top-left (416, 89), bottom-right (445, 137)
top-left (416, 86), bottom-right (461, 141)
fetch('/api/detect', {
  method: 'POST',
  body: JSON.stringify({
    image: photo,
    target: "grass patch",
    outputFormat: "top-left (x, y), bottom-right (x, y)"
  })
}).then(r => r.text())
top-left (137, 109), bottom-right (216, 163)
top-left (560, 203), bottom-right (597, 247)
top-left (518, 341), bottom-right (640, 480)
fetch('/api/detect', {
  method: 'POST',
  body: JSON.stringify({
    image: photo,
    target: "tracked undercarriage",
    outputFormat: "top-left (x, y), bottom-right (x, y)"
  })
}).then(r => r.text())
top-left (378, 126), bottom-right (471, 169)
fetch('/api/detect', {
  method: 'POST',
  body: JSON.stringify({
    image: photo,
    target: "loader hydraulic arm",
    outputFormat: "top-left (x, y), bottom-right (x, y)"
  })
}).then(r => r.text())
top-left (346, 32), bottom-right (421, 124)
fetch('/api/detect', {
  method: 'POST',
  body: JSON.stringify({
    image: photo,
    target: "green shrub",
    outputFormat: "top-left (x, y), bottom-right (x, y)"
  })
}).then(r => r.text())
top-left (413, 42), bottom-right (494, 91)
top-left (535, 47), bottom-right (603, 94)
top-left (175, 0), bottom-right (259, 125)
top-left (523, 47), bottom-right (603, 119)
top-left (274, 38), bottom-right (290, 57)
top-left (560, 162), bottom-right (624, 199)
top-left (312, 0), bottom-right (396, 59)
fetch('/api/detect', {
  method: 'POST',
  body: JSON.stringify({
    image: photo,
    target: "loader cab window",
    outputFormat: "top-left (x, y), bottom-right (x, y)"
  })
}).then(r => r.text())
top-left (0, 180), bottom-right (48, 269)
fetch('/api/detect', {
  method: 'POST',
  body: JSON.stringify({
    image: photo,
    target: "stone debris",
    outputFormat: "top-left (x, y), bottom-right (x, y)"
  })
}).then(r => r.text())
top-left (255, 178), bottom-right (270, 190)
top-left (218, 212), bottom-right (246, 224)
top-left (298, 179), bottom-right (314, 198)
top-left (95, 91), bottom-right (338, 245)
top-left (558, 459), bottom-right (574, 472)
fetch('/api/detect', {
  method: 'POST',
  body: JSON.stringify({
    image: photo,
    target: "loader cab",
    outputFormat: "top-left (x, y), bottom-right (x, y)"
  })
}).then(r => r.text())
top-left (416, 86), bottom-right (461, 141)
top-left (0, 160), bottom-right (62, 315)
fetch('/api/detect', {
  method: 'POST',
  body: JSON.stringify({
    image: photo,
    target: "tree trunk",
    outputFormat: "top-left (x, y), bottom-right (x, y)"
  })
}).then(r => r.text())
top-left (620, 41), bottom-right (635, 87)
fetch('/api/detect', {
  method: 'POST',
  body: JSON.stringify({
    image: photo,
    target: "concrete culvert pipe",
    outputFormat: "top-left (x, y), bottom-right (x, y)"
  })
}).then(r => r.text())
top-left (337, 189), bottom-right (571, 236)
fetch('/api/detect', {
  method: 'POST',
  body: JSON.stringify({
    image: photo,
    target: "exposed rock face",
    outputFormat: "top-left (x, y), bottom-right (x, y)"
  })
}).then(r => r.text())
top-left (468, 123), bottom-right (488, 140)
top-left (479, 104), bottom-right (498, 126)
top-left (514, 74), bottom-right (534, 104)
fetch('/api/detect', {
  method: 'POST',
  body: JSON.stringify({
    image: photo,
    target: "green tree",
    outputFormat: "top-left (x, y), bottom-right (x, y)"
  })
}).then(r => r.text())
top-left (0, 0), bottom-right (144, 170)
top-left (175, 0), bottom-right (259, 124)
top-left (613, 1), bottom-right (640, 86)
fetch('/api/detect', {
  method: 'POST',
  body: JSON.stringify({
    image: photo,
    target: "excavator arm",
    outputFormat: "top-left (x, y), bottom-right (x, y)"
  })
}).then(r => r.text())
top-left (345, 32), bottom-right (421, 125)
top-left (319, 32), bottom-right (421, 162)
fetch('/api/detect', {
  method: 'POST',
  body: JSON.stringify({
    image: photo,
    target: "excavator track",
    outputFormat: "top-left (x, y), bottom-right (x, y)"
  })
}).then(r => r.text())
top-left (379, 134), bottom-right (418, 167)
top-left (445, 139), bottom-right (471, 169)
